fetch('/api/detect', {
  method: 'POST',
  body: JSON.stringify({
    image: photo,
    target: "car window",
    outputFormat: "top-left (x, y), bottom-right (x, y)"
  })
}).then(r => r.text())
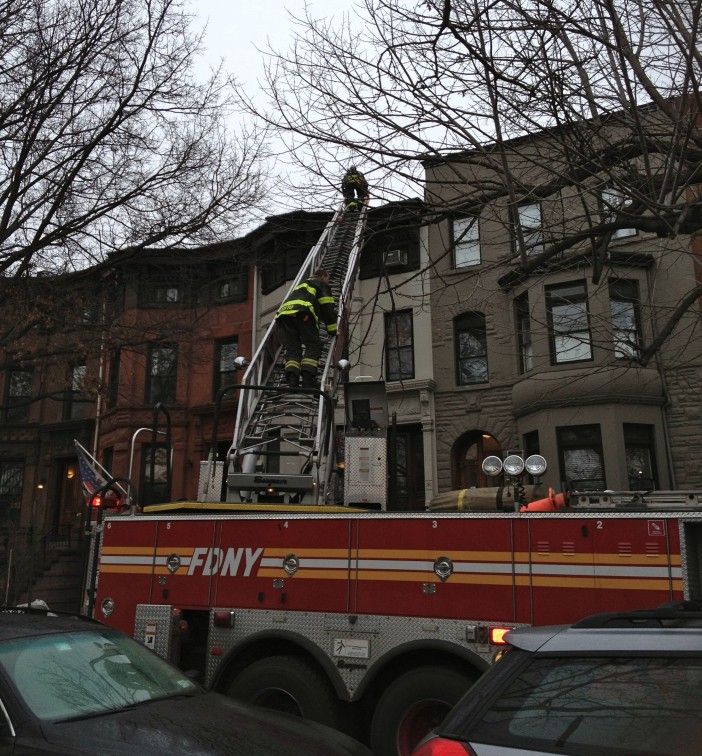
top-left (0, 629), bottom-right (198, 722)
top-left (463, 656), bottom-right (702, 755)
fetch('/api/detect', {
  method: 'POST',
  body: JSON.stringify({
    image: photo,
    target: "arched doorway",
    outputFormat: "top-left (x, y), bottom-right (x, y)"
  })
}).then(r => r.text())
top-left (451, 430), bottom-right (502, 489)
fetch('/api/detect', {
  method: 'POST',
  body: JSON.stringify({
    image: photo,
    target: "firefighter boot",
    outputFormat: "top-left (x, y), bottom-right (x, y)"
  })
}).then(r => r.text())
top-left (301, 371), bottom-right (316, 389)
top-left (285, 371), bottom-right (300, 388)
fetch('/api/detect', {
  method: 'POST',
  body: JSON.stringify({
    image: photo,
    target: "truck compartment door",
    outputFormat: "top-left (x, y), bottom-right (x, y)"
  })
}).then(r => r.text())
top-left (212, 516), bottom-right (352, 612)
top-left (591, 515), bottom-right (682, 612)
top-left (95, 518), bottom-right (158, 635)
top-left (528, 517), bottom-right (596, 625)
top-left (151, 519), bottom-right (217, 607)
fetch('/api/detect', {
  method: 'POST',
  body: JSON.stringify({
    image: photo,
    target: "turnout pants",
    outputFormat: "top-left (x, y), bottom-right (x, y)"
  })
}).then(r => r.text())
top-left (276, 313), bottom-right (322, 378)
top-left (342, 186), bottom-right (367, 209)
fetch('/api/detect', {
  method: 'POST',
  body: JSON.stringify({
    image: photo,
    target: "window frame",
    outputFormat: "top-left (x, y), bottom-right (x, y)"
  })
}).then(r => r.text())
top-left (515, 202), bottom-right (544, 256)
top-left (454, 312), bottom-right (489, 386)
top-left (212, 265), bottom-right (248, 304)
top-left (556, 423), bottom-right (606, 490)
top-left (138, 282), bottom-right (182, 307)
top-left (384, 310), bottom-right (415, 381)
top-left (514, 292), bottom-right (534, 374)
top-left (0, 459), bottom-right (24, 507)
top-left (451, 216), bottom-right (481, 268)
top-left (140, 443), bottom-right (170, 505)
top-left (145, 344), bottom-right (178, 405)
top-left (546, 280), bottom-right (593, 365)
top-left (214, 337), bottom-right (239, 399)
top-left (623, 423), bottom-right (658, 490)
top-left (609, 279), bottom-right (642, 360)
top-left (4, 369), bottom-right (33, 422)
top-left (600, 186), bottom-right (637, 240)
top-left (64, 364), bottom-right (89, 421)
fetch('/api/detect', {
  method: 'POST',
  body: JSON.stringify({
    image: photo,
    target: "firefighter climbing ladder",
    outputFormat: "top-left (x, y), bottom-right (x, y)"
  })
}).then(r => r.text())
top-left (224, 203), bottom-right (368, 504)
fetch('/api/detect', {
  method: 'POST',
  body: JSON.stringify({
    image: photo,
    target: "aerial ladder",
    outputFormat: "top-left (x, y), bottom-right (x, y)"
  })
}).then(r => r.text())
top-left (200, 203), bottom-right (368, 506)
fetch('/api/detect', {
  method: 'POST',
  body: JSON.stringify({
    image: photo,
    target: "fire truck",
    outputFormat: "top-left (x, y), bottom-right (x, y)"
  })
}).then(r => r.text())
top-left (89, 204), bottom-right (702, 756)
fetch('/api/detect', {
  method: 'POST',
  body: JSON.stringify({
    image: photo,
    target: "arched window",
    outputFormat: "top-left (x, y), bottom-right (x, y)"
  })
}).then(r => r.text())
top-left (454, 312), bottom-right (488, 385)
top-left (451, 431), bottom-right (502, 489)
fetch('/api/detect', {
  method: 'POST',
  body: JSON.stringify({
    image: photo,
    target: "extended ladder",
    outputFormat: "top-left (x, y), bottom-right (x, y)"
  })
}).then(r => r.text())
top-left (226, 203), bottom-right (368, 504)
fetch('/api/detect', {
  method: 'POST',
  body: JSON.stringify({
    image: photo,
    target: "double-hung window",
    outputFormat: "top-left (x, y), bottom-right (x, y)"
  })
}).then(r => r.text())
top-left (515, 292), bottom-right (533, 373)
top-left (0, 460), bottom-right (24, 506)
top-left (455, 312), bottom-right (488, 385)
top-left (601, 187), bottom-right (636, 239)
top-left (214, 338), bottom-right (239, 397)
top-left (5, 369), bottom-right (33, 422)
top-left (385, 310), bottom-right (415, 381)
top-left (516, 203), bottom-right (543, 255)
top-left (546, 281), bottom-right (592, 364)
top-left (65, 364), bottom-right (90, 420)
top-left (624, 424), bottom-right (658, 490)
top-left (141, 444), bottom-right (170, 505)
top-left (146, 345), bottom-right (177, 405)
top-left (609, 279), bottom-right (641, 359)
top-left (451, 217), bottom-right (480, 268)
top-left (557, 424), bottom-right (606, 490)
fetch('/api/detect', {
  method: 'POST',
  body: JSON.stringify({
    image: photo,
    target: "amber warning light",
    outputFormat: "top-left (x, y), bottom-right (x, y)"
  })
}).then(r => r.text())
top-left (489, 626), bottom-right (511, 645)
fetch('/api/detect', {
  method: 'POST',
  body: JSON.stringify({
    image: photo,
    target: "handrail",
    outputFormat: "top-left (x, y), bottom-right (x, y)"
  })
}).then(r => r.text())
top-left (316, 205), bottom-right (369, 500)
top-left (231, 203), bottom-right (346, 468)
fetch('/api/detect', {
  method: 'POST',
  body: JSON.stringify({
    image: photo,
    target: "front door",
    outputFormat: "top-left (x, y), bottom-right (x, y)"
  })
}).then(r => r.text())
top-left (389, 424), bottom-right (425, 511)
top-left (53, 458), bottom-right (82, 539)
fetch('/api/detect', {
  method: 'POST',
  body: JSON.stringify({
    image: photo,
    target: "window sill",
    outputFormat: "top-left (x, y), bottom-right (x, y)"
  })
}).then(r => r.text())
top-left (452, 381), bottom-right (491, 391)
top-left (385, 378), bottom-right (436, 393)
top-left (445, 265), bottom-right (481, 276)
top-left (550, 357), bottom-right (594, 367)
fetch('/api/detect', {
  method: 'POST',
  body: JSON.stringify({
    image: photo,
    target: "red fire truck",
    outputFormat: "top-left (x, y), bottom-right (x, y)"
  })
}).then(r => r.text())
top-left (88, 205), bottom-right (702, 756)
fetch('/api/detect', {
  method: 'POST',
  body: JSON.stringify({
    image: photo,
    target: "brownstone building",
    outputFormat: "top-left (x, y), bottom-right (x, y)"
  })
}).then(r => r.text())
top-left (425, 112), bottom-right (702, 494)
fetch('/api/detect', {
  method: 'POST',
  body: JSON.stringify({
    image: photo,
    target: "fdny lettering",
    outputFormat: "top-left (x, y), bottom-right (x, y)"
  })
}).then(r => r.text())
top-left (187, 547), bottom-right (264, 577)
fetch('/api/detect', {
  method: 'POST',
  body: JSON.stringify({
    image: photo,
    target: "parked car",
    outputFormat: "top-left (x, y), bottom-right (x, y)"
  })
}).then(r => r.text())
top-left (413, 602), bottom-right (702, 756)
top-left (0, 607), bottom-right (370, 755)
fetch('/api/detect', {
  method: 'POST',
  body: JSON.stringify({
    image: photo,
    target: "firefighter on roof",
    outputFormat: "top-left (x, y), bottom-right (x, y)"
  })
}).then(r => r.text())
top-left (276, 267), bottom-right (337, 388)
top-left (341, 166), bottom-right (369, 210)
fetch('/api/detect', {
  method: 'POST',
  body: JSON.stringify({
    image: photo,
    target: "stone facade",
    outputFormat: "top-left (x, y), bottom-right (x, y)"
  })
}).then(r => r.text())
top-left (425, 123), bottom-right (702, 495)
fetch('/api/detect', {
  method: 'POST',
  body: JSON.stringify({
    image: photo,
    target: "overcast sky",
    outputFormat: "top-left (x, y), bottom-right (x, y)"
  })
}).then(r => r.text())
top-left (189, 0), bottom-right (356, 87)
top-left (186, 0), bottom-right (362, 214)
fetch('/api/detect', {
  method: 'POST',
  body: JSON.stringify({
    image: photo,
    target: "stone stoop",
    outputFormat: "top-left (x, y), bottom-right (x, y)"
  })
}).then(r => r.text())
top-left (21, 551), bottom-right (86, 614)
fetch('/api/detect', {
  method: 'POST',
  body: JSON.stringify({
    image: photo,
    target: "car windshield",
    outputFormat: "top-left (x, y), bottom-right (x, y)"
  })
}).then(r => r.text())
top-left (463, 655), bottom-right (702, 755)
top-left (0, 628), bottom-right (199, 722)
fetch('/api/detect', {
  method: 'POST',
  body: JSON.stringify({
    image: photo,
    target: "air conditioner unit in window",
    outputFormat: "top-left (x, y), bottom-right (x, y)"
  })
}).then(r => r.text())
top-left (384, 249), bottom-right (408, 268)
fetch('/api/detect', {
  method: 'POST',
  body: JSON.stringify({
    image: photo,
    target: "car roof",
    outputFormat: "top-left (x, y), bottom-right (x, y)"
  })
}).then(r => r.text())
top-left (0, 609), bottom-right (102, 642)
top-left (506, 605), bottom-right (702, 654)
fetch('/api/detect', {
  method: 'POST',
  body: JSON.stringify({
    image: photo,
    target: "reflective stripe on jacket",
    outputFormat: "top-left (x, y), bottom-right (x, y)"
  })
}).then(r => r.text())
top-left (341, 170), bottom-right (368, 194)
top-left (276, 277), bottom-right (338, 334)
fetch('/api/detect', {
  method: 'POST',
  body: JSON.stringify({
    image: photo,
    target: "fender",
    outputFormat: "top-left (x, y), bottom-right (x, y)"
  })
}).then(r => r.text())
top-left (351, 638), bottom-right (490, 700)
top-left (210, 628), bottom-right (349, 699)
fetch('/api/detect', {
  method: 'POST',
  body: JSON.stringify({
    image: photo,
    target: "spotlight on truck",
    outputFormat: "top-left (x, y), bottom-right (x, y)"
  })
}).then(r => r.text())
top-left (525, 454), bottom-right (547, 476)
top-left (503, 455), bottom-right (525, 476)
top-left (481, 455), bottom-right (503, 477)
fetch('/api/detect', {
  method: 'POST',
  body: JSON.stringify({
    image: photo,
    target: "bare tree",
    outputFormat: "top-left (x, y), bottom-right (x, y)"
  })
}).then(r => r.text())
top-left (244, 0), bottom-right (701, 365)
top-left (0, 0), bottom-right (266, 282)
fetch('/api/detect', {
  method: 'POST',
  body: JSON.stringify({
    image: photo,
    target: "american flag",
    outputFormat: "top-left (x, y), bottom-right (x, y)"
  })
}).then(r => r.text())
top-left (74, 441), bottom-right (108, 498)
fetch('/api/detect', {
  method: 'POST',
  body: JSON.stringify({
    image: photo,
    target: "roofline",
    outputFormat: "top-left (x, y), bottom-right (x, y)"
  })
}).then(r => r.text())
top-left (421, 97), bottom-right (681, 167)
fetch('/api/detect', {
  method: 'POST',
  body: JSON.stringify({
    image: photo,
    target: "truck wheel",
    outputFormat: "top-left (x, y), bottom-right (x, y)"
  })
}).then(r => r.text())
top-left (370, 666), bottom-right (475, 756)
top-left (226, 655), bottom-right (340, 728)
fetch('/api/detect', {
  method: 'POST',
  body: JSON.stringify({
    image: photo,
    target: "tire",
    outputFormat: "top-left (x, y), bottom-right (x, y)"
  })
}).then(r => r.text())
top-left (226, 655), bottom-right (340, 729)
top-left (370, 665), bottom-right (475, 756)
